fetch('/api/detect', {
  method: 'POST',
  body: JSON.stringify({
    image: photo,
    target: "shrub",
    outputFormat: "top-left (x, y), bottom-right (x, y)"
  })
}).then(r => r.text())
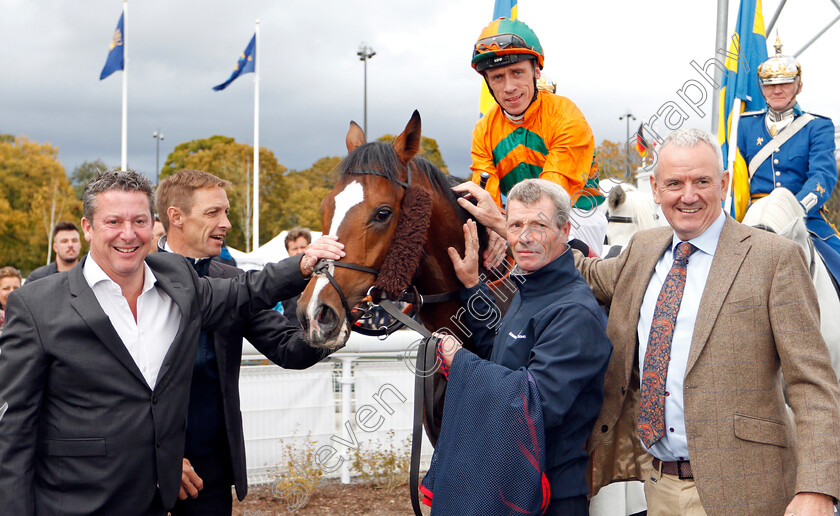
top-left (271, 432), bottom-right (324, 512)
top-left (351, 430), bottom-right (412, 493)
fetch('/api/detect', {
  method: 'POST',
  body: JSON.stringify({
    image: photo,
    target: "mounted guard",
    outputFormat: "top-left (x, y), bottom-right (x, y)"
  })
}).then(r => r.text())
top-left (734, 34), bottom-right (840, 283)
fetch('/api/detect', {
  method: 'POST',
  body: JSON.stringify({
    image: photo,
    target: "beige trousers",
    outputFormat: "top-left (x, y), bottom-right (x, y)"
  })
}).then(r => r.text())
top-left (644, 461), bottom-right (708, 516)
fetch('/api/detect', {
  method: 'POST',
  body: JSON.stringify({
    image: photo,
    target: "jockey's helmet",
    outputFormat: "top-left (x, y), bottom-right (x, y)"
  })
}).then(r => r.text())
top-left (758, 33), bottom-right (801, 86)
top-left (472, 18), bottom-right (544, 73)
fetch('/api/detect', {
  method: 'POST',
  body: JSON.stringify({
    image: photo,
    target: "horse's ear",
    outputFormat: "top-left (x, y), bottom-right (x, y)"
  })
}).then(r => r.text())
top-left (392, 110), bottom-right (422, 165)
top-left (608, 185), bottom-right (626, 210)
top-left (346, 121), bottom-right (366, 152)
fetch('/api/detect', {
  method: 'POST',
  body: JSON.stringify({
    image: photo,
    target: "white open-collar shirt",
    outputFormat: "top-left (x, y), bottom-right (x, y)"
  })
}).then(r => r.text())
top-left (637, 210), bottom-right (727, 462)
top-left (84, 255), bottom-right (180, 389)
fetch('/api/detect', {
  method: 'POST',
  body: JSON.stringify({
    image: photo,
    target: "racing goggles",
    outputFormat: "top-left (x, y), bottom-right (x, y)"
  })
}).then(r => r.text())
top-left (473, 33), bottom-right (535, 58)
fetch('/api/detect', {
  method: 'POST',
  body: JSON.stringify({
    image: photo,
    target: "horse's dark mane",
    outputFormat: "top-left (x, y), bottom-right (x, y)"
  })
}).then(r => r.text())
top-left (338, 141), bottom-right (460, 213)
top-left (337, 141), bottom-right (489, 251)
top-left (411, 157), bottom-right (490, 252)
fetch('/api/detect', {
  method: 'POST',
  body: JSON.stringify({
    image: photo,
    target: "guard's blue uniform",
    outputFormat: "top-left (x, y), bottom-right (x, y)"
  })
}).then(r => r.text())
top-left (737, 109), bottom-right (840, 256)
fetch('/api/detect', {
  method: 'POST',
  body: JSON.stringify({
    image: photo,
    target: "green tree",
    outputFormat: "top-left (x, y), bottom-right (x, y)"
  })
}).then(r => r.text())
top-left (277, 157), bottom-right (342, 231)
top-left (376, 135), bottom-right (449, 174)
top-left (70, 159), bottom-right (110, 200)
top-left (596, 139), bottom-right (644, 184)
top-left (0, 136), bottom-right (81, 273)
top-left (160, 136), bottom-right (286, 251)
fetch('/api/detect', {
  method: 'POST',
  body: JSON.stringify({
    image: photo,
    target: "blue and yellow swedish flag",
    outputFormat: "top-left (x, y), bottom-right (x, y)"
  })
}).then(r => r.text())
top-left (717, 0), bottom-right (768, 220)
top-left (213, 34), bottom-right (256, 91)
top-left (479, 0), bottom-right (518, 117)
top-left (100, 12), bottom-right (124, 80)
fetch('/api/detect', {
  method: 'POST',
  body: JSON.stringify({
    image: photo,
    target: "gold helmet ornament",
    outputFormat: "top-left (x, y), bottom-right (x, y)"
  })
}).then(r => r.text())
top-left (757, 33), bottom-right (801, 85)
top-left (536, 75), bottom-right (556, 93)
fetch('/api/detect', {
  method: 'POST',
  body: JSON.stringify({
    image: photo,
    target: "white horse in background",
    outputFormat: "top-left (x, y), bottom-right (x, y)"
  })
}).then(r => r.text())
top-left (742, 187), bottom-right (840, 380)
top-left (600, 181), bottom-right (666, 257)
top-left (591, 178), bottom-right (652, 516)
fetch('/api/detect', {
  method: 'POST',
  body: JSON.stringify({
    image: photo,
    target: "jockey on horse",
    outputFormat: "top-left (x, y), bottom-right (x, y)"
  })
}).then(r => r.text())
top-left (468, 17), bottom-right (607, 256)
top-left (733, 35), bottom-right (840, 286)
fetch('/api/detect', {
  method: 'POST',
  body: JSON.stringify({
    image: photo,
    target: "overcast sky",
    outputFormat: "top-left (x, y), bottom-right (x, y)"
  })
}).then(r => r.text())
top-left (2, 0), bottom-right (838, 183)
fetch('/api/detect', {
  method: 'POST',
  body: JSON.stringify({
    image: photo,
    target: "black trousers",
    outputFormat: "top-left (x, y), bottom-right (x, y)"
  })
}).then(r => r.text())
top-left (170, 451), bottom-right (234, 516)
top-left (545, 495), bottom-right (588, 516)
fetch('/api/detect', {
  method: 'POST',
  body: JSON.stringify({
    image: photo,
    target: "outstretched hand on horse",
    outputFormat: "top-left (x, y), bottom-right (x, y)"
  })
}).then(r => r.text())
top-left (452, 182), bottom-right (507, 238)
top-left (447, 219), bottom-right (481, 289)
top-left (452, 182), bottom-right (508, 268)
top-left (298, 235), bottom-right (345, 277)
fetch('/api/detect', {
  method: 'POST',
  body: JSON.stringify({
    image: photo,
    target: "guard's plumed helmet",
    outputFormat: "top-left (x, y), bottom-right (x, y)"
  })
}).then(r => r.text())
top-left (758, 34), bottom-right (801, 85)
top-left (537, 76), bottom-right (556, 93)
top-left (472, 18), bottom-right (544, 73)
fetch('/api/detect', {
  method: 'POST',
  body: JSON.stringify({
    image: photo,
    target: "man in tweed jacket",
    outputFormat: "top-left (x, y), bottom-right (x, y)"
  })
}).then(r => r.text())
top-left (576, 128), bottom-right (840, 515)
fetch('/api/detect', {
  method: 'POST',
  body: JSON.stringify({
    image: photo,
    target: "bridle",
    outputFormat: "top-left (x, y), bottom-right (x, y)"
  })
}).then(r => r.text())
top-left (312, 162), bottom-right (468, 337)
top-left (606, 211), bottom-right (660, 224)
top-left (311, 163), bottom-right (459, 516)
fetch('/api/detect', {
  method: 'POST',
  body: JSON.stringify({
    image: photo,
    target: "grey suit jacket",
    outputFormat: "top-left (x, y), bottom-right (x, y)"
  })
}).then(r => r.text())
top-left (0, 252), bottom-right (308, 516)
top-left (576, 216), bottom-right (840, 515)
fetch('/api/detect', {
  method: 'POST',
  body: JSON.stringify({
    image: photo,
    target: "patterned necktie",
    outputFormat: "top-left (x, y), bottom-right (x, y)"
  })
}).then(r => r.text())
top-left (637, 241), bottom-right (698, 448)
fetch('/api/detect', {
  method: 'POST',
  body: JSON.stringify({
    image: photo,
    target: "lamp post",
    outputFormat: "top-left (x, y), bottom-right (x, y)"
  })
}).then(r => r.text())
top-left (619, 112), bottom-right (636, 181)
top-left (152, 129), bottom-right (164, 184)
top-left (357, 43), bottom-right (375, 136)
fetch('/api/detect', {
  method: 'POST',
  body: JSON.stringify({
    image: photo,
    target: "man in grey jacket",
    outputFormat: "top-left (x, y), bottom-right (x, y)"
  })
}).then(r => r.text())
top-left (0, 170), bottom-right (343, 516)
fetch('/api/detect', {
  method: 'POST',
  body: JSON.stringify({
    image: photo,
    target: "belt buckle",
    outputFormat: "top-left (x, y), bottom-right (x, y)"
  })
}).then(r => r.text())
top-left (677, 460), bottom-right (692, 480)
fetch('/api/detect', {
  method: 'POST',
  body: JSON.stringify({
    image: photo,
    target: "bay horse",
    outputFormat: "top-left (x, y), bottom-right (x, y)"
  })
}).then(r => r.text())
top-left (297, 111), bottom-right (501, 440)
top-left (298, 110), bottom-right (493, 349)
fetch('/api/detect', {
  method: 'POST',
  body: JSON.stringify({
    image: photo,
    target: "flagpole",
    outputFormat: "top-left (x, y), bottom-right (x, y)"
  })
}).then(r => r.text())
top-left (121, 0), bottom-right (128, 171)
top-left (712, 0), bottom-right (728, 134)
top-left (252, 19), bottom-right (260, 252)
top-left (724, 98), bottom-right (741, 215)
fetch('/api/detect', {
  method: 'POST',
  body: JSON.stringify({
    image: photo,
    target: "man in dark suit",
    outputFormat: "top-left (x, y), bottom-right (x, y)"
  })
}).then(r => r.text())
top-left (156, 170), bottom-right (329, 515)
top-left (0, 170), bottom-right (344, 516)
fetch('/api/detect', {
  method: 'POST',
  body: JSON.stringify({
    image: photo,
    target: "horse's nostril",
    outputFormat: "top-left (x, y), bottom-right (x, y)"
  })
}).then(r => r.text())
top-left (317, 305), bottom-right (338, 329)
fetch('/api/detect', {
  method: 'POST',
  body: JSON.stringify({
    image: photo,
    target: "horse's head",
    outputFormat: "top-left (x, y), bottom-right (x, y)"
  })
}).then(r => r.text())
top-left (605, 183), bottom-right (660, 247)
top-left (742, 187), bottom-right (810, 252)
top-left (299, 111), bottom-right (441, 348)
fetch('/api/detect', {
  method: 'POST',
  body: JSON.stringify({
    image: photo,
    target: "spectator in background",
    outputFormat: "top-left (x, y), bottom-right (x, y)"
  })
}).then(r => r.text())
top-left (151, 215), bottom-right (166, 252)
top-left (26, 221), bottom-right (81, 282)
top-left (280, 227), bottom-right (312, 328)
top-left (0, 266), bottom-right (22, 331)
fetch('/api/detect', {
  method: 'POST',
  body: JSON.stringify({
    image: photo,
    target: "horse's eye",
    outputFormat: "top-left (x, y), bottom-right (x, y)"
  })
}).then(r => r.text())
top-left (372, 207), bottom-right (392, 223)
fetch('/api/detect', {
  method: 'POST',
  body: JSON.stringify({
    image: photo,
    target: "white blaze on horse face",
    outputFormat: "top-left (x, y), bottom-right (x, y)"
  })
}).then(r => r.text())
top-left (307, 180), bottom-right (365, 340)
top-left (327, 180), bottom-right (365, 237)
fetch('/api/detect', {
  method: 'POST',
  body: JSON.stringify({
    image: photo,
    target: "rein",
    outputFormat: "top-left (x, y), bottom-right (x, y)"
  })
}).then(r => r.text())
top-left (313, 163), bottom-right (450, 516)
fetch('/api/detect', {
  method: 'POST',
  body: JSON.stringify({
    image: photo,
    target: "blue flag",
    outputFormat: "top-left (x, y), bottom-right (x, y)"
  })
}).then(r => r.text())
top-left (716, 0), bottom-right (768, 220)
top-left (100, 12), bottom-right (125, 80)
top-left (480, 0), bottom-right (518, 117)
top-left (213, 35), bottom-right (256, 91)
top-left (717, 0), bottom-right (767, 160)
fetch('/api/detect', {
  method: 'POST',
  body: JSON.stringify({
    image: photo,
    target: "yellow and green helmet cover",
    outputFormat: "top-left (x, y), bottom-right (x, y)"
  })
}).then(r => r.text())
top-left (472, 18), bottom-right (544, 73)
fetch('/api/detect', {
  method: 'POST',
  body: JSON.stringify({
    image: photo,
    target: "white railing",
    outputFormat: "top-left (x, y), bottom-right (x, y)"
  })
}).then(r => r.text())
top-left (239, 330), bottom-right (433, 486)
